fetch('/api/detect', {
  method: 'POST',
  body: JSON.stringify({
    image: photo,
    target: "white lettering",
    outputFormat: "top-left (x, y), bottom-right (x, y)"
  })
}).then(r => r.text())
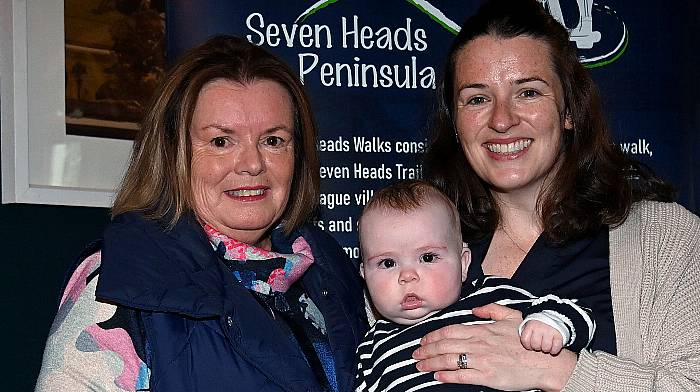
top-left (320, 165), bottom-right (350, 179)
top-left (328, 216), bottom-right (353, 232)
top-left (298, 53), bottom-right (319, 85)
top-left (245, 13), bottom-right (332, 49)
top-left (300, 55), bottom-right (435, 90)
top-left (353, 163), bottom-right (393, 179)
top-left (320, 193), bottom-right (351, 210)
top-left (394, 140), bottom-right (426, 154)
top-left (245, 13), bottom-right (266, 45)
top-left (395, 163), bottom-right (423, 179)
top-left (343, 246), bottom-right (360, 259)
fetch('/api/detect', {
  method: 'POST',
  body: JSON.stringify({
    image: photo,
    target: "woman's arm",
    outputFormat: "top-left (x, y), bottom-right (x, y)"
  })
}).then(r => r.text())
top-left (413, 258), bottom-right (700, 392)
top-left (565, 203), bottom-right (700, 391)
top-left (35, 252), bottom-right (149, 392)
top-left (414, 203), bottom-right (700, 391)
top-left (564, 258), bottom-right (700, 390)
top-left (413, 304), bottom-right (577, 392)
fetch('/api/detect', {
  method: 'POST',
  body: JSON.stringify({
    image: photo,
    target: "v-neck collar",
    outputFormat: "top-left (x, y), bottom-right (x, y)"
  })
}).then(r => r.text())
top-left (466, 229), bottom-right (609, 295)
top-left (465, 231), bottom-right (550, 283)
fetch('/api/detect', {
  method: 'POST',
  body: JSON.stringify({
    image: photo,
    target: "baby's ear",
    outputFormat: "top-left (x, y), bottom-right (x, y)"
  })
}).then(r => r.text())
top-left (460, 242), bottom-right (471, 282)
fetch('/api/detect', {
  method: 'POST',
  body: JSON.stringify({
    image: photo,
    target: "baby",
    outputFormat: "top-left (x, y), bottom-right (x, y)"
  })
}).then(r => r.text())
top-left (354, 180), bottom-right (595, 391)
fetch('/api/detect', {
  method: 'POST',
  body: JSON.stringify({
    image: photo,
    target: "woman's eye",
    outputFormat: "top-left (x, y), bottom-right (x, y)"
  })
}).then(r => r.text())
top-left (420, 253), bottom-right (438, 263)
top-left (212, 137), bottom-right (228, 148)
top-left (378, 258), bottom-right (396, 269)
top-left (520, 89), bottom-right (540, 98)
top-left (263, 135), bottom-right (285, 147)
top-left (466, 96), bottom-right (486, 105)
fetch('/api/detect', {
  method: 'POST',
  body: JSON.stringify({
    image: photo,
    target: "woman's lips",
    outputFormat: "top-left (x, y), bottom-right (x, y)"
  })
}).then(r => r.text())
top-left (225, 187), bottom-right (268, 201)
top-left (483, 138), bottom-right (532, 161)
top-left (401, 294), bottom-right (423, 310)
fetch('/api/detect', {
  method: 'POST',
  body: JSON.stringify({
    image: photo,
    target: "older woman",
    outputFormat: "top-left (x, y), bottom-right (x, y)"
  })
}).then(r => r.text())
top-left (36, 36), bottom-right (367, 392)
top-left (416, 0), bottom-right (700, 390)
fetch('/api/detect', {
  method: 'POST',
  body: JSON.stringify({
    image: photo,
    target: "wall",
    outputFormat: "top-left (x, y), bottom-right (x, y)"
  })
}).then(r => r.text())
top-left (2, 202), bottom-right (109, 390)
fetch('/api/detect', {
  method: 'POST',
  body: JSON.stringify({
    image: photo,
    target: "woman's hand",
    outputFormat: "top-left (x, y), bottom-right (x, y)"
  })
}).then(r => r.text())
top-left (412, 304), bottom-right (578, 392)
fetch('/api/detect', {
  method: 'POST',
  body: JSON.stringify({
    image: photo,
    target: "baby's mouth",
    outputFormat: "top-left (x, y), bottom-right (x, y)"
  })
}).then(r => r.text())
top-left (401, 294), bottom-right (423, 310)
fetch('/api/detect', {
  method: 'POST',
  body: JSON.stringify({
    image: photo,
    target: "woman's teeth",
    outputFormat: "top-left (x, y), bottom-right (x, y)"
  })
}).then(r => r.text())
top-left (486, 139), bottom-right (532, 154)
top-left (229, 189), bottom-right (264, 197)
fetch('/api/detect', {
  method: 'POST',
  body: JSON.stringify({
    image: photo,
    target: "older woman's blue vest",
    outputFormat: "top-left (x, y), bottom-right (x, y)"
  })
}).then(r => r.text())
top-left (95, 212), bottom-right (368, 392)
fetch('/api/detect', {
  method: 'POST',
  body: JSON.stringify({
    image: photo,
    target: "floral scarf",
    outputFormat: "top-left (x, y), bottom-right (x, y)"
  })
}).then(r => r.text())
top-left (203, 224), bottom-right (315, 295)
top-left (203, 224), bottom-right (337, 391)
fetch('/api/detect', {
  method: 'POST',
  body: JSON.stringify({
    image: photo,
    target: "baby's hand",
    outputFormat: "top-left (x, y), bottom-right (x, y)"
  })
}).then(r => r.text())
top-left (519, 319), bottom-right (564, 355)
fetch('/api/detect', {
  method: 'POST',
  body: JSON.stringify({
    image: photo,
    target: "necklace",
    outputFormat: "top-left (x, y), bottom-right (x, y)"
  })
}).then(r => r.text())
top-left (500, 224), bottom-right (529, 254)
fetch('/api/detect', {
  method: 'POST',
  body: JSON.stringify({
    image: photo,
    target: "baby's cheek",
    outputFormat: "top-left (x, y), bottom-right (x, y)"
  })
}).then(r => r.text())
top-left (428, 279), bottom-right (462, 307)
top-left (366, 279), bottom-right (396, 313)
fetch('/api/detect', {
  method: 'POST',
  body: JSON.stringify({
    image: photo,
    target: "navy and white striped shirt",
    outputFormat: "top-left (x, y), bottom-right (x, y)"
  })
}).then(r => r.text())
top-left (355, 276), bottom-right (595, 392)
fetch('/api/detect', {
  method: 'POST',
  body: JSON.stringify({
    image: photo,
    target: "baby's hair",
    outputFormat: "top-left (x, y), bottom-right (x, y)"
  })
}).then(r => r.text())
top-left (359, 179), bottom-right (463, 245)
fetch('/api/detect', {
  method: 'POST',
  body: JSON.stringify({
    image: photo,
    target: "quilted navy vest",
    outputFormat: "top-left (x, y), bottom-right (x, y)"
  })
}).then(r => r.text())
top-left (94, 212), bottom-right (367, 392)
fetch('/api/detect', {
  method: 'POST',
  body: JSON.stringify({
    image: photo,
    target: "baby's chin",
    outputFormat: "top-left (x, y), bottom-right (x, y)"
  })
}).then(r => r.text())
top-left (386, 309), bottom-right (440, 326)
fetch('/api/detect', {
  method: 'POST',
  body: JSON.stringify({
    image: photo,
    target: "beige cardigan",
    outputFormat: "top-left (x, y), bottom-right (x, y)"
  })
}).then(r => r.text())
top-left (565, 201), bottom-right (700, 390)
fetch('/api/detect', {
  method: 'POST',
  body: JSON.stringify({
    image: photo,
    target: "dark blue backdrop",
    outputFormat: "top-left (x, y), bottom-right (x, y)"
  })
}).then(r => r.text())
top-left (167, 0), bottom-right (699, 257)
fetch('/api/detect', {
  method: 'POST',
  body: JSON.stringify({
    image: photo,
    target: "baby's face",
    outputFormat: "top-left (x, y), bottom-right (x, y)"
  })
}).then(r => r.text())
top-left (360, 202), bottom-right (470, 325)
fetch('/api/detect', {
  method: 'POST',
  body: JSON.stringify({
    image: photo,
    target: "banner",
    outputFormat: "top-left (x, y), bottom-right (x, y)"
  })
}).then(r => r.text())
top-left (167, 1), bottom-right (699, 259)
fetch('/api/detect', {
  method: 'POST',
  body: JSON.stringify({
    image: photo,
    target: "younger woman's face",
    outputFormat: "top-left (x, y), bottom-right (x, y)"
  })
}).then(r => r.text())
top-left (453, 35), bottom-right (571, 201)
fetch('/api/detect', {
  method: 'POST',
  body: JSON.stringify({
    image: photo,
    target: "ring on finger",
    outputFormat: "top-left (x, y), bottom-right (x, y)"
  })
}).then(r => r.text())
top-left (457, 353), bottom-right (469, 369)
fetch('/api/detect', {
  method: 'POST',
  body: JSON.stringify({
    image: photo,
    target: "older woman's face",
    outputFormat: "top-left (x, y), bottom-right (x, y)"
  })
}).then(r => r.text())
top-left (190, 79), bottom-right (295, 247)
top-left (453, 35), bottom-right (571, 199)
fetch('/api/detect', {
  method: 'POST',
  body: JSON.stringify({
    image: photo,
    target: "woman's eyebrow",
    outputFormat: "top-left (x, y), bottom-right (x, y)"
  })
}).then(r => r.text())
top-left (263, 125), bottom-right (293, 133)
top-left (202, 123), bottom-right (235, 133)
top-left (203, 124), bottom-right (291, 133)
top-left (457, 82), bottom-right (488, 91)
top-left (515, 76), bottom-right (549, 86)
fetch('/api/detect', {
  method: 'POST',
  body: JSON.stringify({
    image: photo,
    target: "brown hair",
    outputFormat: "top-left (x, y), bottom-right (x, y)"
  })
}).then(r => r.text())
top-left (112, 35), bottom-right (319, 234)
top-left (424, 0), bottom-right (673, 244)
top-left (359, 180), bottom-right (462, 245)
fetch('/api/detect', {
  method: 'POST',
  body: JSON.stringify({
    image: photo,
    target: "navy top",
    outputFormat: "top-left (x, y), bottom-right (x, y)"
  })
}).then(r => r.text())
top-left (466, 227), bottom-right (616, 354)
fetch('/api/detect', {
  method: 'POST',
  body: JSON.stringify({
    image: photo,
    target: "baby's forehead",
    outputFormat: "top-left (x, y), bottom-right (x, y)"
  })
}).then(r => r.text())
top-left (363, 201), bottom-right (446, 219)
top-left (363, 200), bottom-right (458, 233)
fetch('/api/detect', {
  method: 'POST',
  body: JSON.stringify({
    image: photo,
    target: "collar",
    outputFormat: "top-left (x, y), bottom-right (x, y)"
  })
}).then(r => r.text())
top-left (97, 212), bottom-right (240, 317)
top-left (204, 223), bottom-right (314, 295)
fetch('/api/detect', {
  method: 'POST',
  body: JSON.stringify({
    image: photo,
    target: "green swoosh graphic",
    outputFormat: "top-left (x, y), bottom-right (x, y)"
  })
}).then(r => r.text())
top-left (295, 0), bottom-right (459, 35)
top-left (583, 30), bottom-right (627, 68)
top-left (295, 0), bottom-right (339, 23)
top-left (405, 0), bottom-right (460, 35)
top-left (294, 1), bottom-right (624, 67)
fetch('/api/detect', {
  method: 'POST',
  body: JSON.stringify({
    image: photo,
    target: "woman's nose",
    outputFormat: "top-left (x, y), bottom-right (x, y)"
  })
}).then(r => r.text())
top-left (488, 100), bottom-right (518, 133)
top-left (398, 268), bottom-right (419, 284)
top-left (234, 143), bottom-right (265, 176)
